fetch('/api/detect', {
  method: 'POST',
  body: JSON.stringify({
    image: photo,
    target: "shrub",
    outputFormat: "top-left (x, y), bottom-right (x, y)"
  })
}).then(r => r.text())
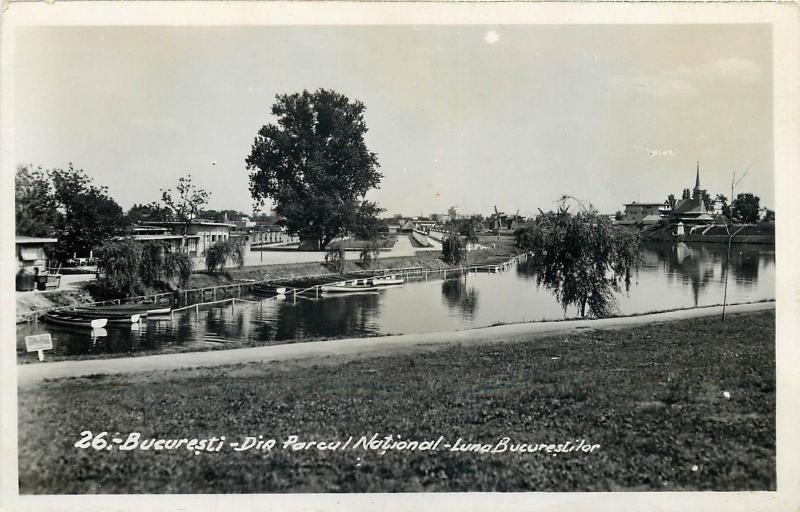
top-left (325, 242), bottom-right (346, 273)
top-left (442, 234), bottom-right (466, 265)
top-left (205, 239), bottom-right (245, 273)
top-left (515, 200), bottom-right (640, 318)
top-left (359, 238), bottom-right (382, 267)
top-left (94, 239), bottom-right (193, 298)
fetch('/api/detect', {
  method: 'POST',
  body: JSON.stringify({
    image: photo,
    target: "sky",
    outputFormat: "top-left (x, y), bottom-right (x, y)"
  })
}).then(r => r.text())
top-left (14, 24), bottom-right (773, 217)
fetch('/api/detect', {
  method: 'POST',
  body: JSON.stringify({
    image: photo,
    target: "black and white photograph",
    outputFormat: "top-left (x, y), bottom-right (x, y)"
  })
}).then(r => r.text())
top-left (2, 2), bottom-right (798, 511)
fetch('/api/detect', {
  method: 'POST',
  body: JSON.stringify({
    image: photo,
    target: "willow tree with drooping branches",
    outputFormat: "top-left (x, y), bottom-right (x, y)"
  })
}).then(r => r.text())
top-left (204, 238), bottom-right (246, 273)
top-left (93, 239), bottom-right (192, 299)
top-left (514, 197), bottom-right (640, 318)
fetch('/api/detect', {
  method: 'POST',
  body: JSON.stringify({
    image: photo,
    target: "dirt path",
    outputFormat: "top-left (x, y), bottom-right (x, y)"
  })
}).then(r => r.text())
top-left (16, 302), bottom-right (774, 386)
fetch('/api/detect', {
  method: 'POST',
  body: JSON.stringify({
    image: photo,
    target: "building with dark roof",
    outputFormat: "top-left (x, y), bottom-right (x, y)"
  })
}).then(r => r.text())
top-left (673, 163), bottom-right (714, 225)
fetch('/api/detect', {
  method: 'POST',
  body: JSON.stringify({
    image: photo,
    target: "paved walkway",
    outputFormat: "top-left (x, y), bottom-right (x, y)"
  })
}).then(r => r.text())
top-left (16, 302), bottom-right (774, 386)
top-left (384, 234), bottom-right (440, 257)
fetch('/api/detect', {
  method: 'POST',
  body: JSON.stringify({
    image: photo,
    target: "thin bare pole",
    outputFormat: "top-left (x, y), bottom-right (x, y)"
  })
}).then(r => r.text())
top-left (722, 235), bottom-right (733, 321)
top-left (721, 166), bottom-right (749, 322)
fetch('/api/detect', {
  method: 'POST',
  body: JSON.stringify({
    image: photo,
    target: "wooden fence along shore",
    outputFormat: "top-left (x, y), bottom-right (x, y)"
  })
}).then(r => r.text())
top-left (18, 253), bottom-right (531, 324)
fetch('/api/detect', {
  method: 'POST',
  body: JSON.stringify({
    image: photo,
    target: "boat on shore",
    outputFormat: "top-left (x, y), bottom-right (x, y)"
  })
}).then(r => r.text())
top-left (321, 279), bottom-right (380, 293)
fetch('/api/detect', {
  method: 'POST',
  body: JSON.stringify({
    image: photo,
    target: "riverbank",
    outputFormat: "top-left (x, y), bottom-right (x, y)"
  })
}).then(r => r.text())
top-left (17, 308), bottom-right (775, 493)
top-left (641, 222), bottom-right (775, 244)
top-left (17, 301), bottom-right (774, 378)
top-left (188, 245), bottom-right (519, 289)
top-left (15, 245), bottom-right (519, 322)
top-left (15, 288), bottom-right (96, 319)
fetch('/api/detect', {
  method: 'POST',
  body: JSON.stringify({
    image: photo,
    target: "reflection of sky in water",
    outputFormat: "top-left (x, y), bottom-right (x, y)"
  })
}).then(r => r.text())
top-left (18, 242), bottom-right (775, 357)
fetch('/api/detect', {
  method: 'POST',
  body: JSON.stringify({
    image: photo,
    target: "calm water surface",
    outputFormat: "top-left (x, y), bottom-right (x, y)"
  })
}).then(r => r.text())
top-left (17, 242), bottom-right (775, 357)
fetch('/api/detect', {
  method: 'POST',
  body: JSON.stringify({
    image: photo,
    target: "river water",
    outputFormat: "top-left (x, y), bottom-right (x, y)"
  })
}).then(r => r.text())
top-left (17, 242), bottom-right (775, 358)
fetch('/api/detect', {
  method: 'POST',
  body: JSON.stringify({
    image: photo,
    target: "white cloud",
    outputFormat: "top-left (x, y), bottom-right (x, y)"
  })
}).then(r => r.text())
top-left (484, 30), bottom-right (500, 45)
top-left (617, 74), bottom-right (698, 97)
top-left (634, 145), bottom-right (675, 158)
top-left (614, 57), bottom-right (762, 97)
top-left (705, 57), bottom-right (761, 84)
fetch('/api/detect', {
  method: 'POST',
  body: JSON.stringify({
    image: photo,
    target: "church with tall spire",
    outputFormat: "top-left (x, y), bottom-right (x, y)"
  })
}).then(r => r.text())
top-left (673, 162), bottom-right (713, 224)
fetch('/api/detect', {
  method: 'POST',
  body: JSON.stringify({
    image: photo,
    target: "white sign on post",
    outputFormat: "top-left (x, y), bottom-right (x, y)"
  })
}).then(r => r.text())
top-left (25, 333), bottom-right (53, 361)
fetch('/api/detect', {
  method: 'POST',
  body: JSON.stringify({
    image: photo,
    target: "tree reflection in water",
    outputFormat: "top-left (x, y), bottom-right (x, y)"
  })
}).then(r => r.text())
top-left (441, 276), bottom-right (479, 320)
top-left (641, 242), bottom-right (770, 306)
top-left (261, 293), bottom-right (382, 342)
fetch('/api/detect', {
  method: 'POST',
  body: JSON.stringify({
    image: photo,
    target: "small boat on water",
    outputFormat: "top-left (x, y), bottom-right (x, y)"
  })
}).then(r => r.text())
top-left (251, 284), bottom-right (288, 295)
top-left (321, 279), bottom-right (379, 293)
top-left (44, 313), bottom-right (109, 329)
top-left (143, 306), bottom-right (172, 316)
top-left (68, 304), bottom-right (171, 317)
top-left (369, 275), bottom-right (405, 286)
top-left (321, 290), bottom-right (380, 297)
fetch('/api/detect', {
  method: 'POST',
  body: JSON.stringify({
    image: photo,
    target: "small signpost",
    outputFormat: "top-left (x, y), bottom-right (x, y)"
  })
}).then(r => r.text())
top-left (25, 333), bottom-right (53, 361)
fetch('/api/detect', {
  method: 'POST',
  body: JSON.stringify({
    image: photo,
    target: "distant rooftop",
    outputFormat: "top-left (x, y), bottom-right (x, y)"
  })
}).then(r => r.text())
top-left (623, 202), bottom-right (665, 207)
top-left (130, 234), bottom-right (199, 241)
top-left (142, 221), bottom-right (235, 228)
top-left (16, 236), bottom-right (57, 244)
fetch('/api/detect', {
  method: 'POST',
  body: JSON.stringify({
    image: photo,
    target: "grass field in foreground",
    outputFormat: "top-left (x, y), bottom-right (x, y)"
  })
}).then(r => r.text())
top-left (18, 311), bottom-right (774, 493)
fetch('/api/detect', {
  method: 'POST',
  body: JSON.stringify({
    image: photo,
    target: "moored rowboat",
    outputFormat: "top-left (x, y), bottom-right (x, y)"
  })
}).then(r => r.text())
top-left (369, 275), bottom-right (405, 286)
top-left (44, 313), bottom-right (108, 329)
top-left (45, 311), bottom-right (139, 325)
top-left (68, 305), bottom-right (171, 317)
top-left (321, 279), bottom-right (379, 293)
top-left (144, 307), bottom-right (171, 316)
top-left (251, 284), bottom-right (288, 295)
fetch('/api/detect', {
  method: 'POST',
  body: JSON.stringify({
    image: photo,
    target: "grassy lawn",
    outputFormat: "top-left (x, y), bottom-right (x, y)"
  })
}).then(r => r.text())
top-left (476, 234), bottom-right (517, 248)
top-left (338, 236), bottom-right (397, 250)
top-left (18, 311), bottom-right (774, 493)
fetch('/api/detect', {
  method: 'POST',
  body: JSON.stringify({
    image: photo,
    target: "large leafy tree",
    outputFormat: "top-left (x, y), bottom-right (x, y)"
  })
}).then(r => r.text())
top-left (15, 165), bottom-right (60, 237)
top-left (350, 200), bottom-right (387, 240)
top-left (514, 199), bottom-right (640, 318)
top-left (50, 165), bottom-right (129, 262)
top-left (19, 163), bottom-right (129, 263)
top-left (246, 89), bottom-right (382, 250)
top-left (730, 193), bottom-right (760, 223)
